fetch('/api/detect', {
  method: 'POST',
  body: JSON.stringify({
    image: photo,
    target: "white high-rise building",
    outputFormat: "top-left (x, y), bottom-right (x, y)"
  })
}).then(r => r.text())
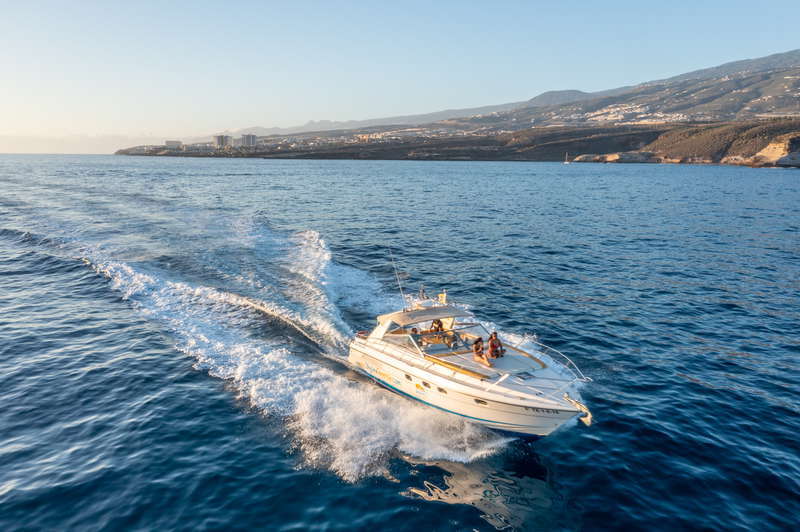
top-left (241, 134), bottom-right (257, 147)
top-left (214, 135), bottom-right (232, 148)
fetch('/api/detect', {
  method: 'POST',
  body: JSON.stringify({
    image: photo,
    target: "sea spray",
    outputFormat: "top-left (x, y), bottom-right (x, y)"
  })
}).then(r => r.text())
top-left (8, 208), bottom-right (515, 481)
top-left (83, 242), bottom-right (509, 481)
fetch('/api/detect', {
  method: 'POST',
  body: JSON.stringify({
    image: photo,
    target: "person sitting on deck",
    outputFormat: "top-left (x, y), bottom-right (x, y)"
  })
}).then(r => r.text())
top-left (409, 327), bottom-right (421, 347)
top-left (472, 337), bottom-right (492, 367)
top-left (487, 331), bottom-right (505, 359)
top-left (430, 319), bottom-right (444, 332)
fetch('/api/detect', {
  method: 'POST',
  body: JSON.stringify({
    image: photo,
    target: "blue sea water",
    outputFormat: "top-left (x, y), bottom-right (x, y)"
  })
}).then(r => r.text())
top-left (0, 154), bottom-right (798, 531)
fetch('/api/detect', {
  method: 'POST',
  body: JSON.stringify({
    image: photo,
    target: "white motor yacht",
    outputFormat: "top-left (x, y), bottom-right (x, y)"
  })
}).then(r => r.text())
top-left (348, 293), bottom-right (592, 437)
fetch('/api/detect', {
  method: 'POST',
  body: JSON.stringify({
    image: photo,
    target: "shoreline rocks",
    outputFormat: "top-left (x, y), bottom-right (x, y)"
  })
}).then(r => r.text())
top-left (572, 151), bottom-right (710, 164)
top-left (574, 146), bottom-right (800, 167)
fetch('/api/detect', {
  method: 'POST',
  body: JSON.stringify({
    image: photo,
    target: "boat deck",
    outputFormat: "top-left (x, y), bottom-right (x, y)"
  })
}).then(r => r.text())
top-left (427, 347), bottom-right (543, 378)
top-left (383, 333), bottom-right (548, 378)
top-left (419, 346), bottom-right (576, 400)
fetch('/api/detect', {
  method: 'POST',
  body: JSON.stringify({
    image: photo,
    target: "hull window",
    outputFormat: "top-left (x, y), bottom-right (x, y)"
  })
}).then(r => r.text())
top-left (474, 399), bottom-right (487, 405)
top-left (405, 374), bottom-right (412, 381)
top-left (437, 387), bottom-right (447, 394)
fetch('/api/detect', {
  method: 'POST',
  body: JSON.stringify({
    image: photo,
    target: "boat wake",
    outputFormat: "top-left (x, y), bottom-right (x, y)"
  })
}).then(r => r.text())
top-left (92, 259), bottom-right (507, 479)
top-left (13, 215), bottom-right (511, 482)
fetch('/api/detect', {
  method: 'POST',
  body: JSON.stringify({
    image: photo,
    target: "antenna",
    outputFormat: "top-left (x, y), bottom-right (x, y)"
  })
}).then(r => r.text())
top-left (388, 246), bottom-right (407, 310)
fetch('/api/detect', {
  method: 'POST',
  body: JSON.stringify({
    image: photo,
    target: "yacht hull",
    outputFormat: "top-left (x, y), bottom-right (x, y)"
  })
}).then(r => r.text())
top-left (349, 342), bottom-right (580, 437)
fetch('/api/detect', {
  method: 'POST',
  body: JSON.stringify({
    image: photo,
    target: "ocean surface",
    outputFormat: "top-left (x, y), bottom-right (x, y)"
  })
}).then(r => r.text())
top-left (0, 155), bottom-right (798, 531)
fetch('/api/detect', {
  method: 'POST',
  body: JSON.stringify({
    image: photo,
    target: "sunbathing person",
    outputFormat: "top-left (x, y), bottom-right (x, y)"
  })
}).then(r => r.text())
top-left (487, 331), bottom-right (505, 358)
top-left (472, 337), bottom-right (492, 367)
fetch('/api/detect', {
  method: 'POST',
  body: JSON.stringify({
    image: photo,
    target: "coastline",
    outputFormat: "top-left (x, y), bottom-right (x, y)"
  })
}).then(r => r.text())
top-left (113, 152), bottom-right (800, 168)
top-left (115, 119), bottom-right (800, 168)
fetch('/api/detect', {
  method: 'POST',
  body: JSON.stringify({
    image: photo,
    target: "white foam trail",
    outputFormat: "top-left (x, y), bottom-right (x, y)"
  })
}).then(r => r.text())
top-left (279, 230), bottom-right (400, 352)
top-left (17, 208), bottom-right (514, 482)
top-left (291, 230), bottom-right (400, 315)
top-left (87, 254), bottom-right (509, 482)
top-left (291, 383), bottom-right (510, 482)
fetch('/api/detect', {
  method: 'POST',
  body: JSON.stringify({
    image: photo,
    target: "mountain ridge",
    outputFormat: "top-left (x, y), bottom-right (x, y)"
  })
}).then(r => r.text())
top-left (222, 84), bottom-right (637, 139)
top-left (656, 48), bottom-right (800, 83)
top-left (212, 49), bottom-right (800, 140)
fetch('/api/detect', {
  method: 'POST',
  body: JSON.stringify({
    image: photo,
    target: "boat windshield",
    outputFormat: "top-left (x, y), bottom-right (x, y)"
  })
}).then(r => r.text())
top-left (382, 320), bottom-right (490, 355)
top-left (450, 321), bottom-right (491, 342)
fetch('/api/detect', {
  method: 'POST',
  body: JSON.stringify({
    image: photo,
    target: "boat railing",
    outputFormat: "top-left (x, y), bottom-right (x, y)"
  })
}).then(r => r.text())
top-left (482, 370), bottom-right (585, 403)
top-left (514, 337), bottom-right (592, 383)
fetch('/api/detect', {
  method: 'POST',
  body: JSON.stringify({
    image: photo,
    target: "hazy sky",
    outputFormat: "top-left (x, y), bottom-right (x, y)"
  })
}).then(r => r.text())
top-left (1, 0), bottom-right (799, 151)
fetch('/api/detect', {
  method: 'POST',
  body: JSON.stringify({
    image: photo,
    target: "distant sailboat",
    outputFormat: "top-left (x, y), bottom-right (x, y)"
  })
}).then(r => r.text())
top-left (563, 152), bottom-right (570, 164)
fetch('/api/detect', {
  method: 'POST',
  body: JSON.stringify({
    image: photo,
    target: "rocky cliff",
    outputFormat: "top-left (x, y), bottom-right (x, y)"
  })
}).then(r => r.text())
top-left (573, 120), bottom-right (800, 167)
top-left (746, 133), bottom-right (800, 166)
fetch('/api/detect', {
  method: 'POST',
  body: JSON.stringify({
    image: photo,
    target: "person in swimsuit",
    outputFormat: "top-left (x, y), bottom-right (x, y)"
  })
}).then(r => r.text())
top-left (487, 331), bottom-right (505, 358)
top-left (425, 318), bottom-right (446, 346)
top-left (473, 337), bottom-right (492, 367)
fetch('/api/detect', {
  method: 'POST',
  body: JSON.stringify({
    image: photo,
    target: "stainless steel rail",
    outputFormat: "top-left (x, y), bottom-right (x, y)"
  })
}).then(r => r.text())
top-left (513, 336), bottom-right (592, 383)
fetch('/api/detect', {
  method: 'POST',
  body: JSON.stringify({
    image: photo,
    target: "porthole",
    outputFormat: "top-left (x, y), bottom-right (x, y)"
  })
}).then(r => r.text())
top-left (474, 399), bottom-right (487, 405)
top-left (405, 374), bottom-right (412, 381)
top-left (437, 387), bottom-right (447, 394)
top-left (422, 381), bottom-right (431, 388)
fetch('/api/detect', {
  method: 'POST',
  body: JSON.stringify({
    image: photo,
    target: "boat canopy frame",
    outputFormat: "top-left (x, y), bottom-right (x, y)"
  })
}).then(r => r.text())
top-left (375, 320), bottom-right (492, 355)
top-left (376, 305), bottom-right (472, 327)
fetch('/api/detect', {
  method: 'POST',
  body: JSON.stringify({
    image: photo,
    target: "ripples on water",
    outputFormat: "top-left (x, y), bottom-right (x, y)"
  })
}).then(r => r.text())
top-left (0, 155), bottom-right (798, 530)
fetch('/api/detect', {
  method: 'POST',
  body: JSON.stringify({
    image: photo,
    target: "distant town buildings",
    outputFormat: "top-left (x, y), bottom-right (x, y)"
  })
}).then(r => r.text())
top-left (123, 123), bottom-right (506, 158)
top-left (185, 142), bottom-right (215, 153)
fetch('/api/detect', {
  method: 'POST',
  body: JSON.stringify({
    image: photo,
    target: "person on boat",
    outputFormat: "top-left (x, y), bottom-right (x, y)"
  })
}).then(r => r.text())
top-left (443, 331), bottom-right (457, 349)
top-left (488, 331), bottom-right (505, 358)
top-left (472, 337), bottom-right (492, 367)
top-left (409, 327), bottom-right (421, 346)
top-left (425, 318), bottom-right (446, 345)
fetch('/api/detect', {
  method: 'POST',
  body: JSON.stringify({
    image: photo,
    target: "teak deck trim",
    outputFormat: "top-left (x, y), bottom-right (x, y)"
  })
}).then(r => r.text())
top-left (422, 355), bottom-right (491, 380)
top-left (505, 345), bottom-right (547, 369)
